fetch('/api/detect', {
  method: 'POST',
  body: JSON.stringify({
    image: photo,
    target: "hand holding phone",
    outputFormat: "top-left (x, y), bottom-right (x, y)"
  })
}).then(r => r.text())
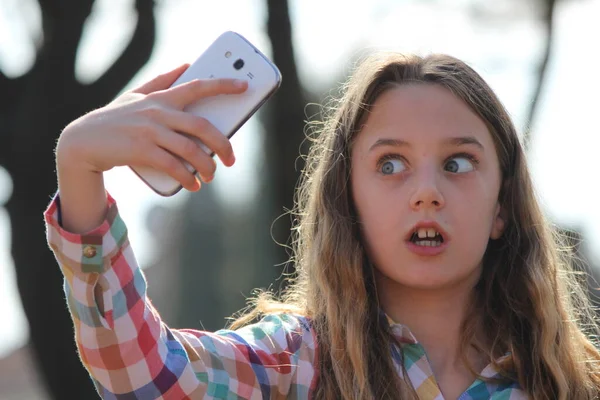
top-left (131, 31), bottom-right (282, 196)
top-left (55, 65), bottom-right (249, 233)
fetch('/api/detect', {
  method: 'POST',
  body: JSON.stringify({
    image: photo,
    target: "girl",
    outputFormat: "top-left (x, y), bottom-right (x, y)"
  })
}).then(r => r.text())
top-left (46, 53), bottom-right (600, 399)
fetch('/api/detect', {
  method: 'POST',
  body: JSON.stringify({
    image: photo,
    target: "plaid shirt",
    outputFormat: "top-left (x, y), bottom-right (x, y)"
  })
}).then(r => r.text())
top-left (44, 193), bottom-right (527, 399)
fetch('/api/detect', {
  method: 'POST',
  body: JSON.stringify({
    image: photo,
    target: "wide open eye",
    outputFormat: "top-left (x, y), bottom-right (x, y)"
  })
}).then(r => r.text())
top-left (444, 155), bottom-right (477, 173)
top-left (378, 156), bottom-right (406, 175)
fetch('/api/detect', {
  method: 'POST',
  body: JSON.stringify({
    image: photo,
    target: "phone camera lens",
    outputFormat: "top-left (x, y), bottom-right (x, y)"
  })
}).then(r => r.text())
top-left (233, 59), bottom-right (244, 70)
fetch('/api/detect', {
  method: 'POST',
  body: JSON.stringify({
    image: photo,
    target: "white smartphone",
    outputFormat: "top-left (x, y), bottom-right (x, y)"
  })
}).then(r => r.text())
top-left (131, 31), bottom-right (282, 196)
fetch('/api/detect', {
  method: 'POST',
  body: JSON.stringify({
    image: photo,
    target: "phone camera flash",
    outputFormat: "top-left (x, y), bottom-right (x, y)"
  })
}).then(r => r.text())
top-left (225, 51), bottom-right (232, 58)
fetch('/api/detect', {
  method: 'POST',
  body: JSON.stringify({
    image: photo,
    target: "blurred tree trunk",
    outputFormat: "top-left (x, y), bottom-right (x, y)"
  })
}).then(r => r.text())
top-left (0, 1), bottom-right (156, 398)
top-left (263, 0), bottom-right (310, 277)
top-left (524, 0), bottom-right (557, 151)
top-left (164, 185), bottom-right (281, 331)
top-left (174, 188), bottom-right (228, 330)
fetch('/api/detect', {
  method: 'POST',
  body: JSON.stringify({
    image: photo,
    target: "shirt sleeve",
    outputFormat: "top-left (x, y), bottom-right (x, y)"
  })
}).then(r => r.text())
top-left (44, 192), bottom-right (318, 399)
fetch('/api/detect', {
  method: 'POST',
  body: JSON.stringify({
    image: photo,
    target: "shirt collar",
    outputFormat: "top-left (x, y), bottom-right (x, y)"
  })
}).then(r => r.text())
top-left (381, 310), bottom-right (514, 380)
top-left (384, 313), bottom-right (420, 345)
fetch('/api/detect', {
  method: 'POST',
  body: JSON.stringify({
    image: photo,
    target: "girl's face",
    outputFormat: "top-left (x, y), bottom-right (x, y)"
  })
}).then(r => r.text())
top-left (350, 84), bottom-right (505, 291)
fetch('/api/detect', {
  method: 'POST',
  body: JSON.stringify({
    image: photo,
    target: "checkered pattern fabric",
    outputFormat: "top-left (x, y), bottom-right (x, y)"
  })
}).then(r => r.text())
top-left (45, 193), bottom-right (527, 399)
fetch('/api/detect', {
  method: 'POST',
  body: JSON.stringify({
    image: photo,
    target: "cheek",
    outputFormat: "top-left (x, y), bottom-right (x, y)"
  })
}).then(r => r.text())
top-left (454, 191), bottom-right (498, 254)
top-left (359, 216), bottom-right (398, 270)
top-left (353, 187), bottom-right (403, 262)
top-left (353, 171), bottom-right (397, 226)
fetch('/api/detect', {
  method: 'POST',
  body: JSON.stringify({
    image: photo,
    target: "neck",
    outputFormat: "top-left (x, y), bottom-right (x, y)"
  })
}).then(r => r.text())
top-left (376, 271), bottom-right (487, 375)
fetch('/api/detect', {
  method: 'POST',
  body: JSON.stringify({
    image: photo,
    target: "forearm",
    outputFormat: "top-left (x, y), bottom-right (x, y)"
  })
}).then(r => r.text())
top-left (56, 154), bottom-right (108, 234)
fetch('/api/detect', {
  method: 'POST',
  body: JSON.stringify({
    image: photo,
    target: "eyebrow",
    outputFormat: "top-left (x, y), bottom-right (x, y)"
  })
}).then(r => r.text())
top-left (368, 136), bottom-right (485, 152)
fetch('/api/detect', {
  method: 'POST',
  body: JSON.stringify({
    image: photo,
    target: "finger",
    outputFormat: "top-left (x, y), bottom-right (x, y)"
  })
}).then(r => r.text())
top-left (146, 147), bottom-right (201, 192)
top-left (153, 78), bottom-right (248, 109)
top-left (132, 64), bottom-right (191, 95)
top-left (158, 110), bottom-right (235, 167)
top-left (151, 125), bottom-right (218, 182)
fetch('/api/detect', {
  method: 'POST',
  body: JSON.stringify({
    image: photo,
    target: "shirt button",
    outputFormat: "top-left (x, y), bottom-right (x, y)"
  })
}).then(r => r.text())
top-left (83, 245), bottom-right (97, 258)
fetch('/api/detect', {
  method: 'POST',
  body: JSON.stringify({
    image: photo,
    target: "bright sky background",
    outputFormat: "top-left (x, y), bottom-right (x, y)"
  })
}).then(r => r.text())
top-left (1, 0), bottom-right (599, 358)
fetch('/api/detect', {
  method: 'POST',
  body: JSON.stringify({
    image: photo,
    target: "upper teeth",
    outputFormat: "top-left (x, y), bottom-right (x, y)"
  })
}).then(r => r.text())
top-left (417, 228), bottom-right (439, 239)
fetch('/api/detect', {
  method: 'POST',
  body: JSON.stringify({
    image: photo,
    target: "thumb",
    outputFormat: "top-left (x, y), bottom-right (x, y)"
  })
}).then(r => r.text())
top-left (132, 64), bottom-right (190, 95)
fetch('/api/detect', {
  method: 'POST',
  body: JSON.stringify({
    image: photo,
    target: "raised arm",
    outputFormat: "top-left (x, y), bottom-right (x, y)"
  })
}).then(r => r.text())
top-left (47, 65), bottom-right (317, 398)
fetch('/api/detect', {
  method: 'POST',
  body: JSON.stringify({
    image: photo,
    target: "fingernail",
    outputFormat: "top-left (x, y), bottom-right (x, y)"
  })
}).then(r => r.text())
top-left (233, 79), bottom-right (247, 88)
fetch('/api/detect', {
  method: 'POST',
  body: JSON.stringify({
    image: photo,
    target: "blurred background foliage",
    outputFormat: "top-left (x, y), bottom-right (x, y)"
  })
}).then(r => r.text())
top-left (0, 0), bottom-right (599, 398)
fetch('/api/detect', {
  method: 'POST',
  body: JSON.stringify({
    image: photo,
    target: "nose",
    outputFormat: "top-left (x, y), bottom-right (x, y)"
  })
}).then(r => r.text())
top-left (409, 168), bottom-right (445, 210)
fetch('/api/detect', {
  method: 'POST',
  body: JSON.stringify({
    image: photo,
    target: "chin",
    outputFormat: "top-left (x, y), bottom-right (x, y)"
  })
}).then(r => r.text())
top-left (398, 275), bottom-right (460, 291)
top-left (378, 265), bottom-right (482, 292)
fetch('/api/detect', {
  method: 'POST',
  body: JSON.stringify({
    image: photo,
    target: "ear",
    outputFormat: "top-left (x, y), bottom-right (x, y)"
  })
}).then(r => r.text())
top-left (490, 203), bottom-right (506, 240)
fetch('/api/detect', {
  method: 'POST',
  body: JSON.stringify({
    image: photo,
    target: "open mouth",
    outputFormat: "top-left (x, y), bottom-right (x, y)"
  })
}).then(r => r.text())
top-left (409, 229), bottom-right (445, 247)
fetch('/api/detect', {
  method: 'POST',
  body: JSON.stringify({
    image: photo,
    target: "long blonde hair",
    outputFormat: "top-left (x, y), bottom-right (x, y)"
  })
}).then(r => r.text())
top-left (231, 53), bottom-right (600, 399)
